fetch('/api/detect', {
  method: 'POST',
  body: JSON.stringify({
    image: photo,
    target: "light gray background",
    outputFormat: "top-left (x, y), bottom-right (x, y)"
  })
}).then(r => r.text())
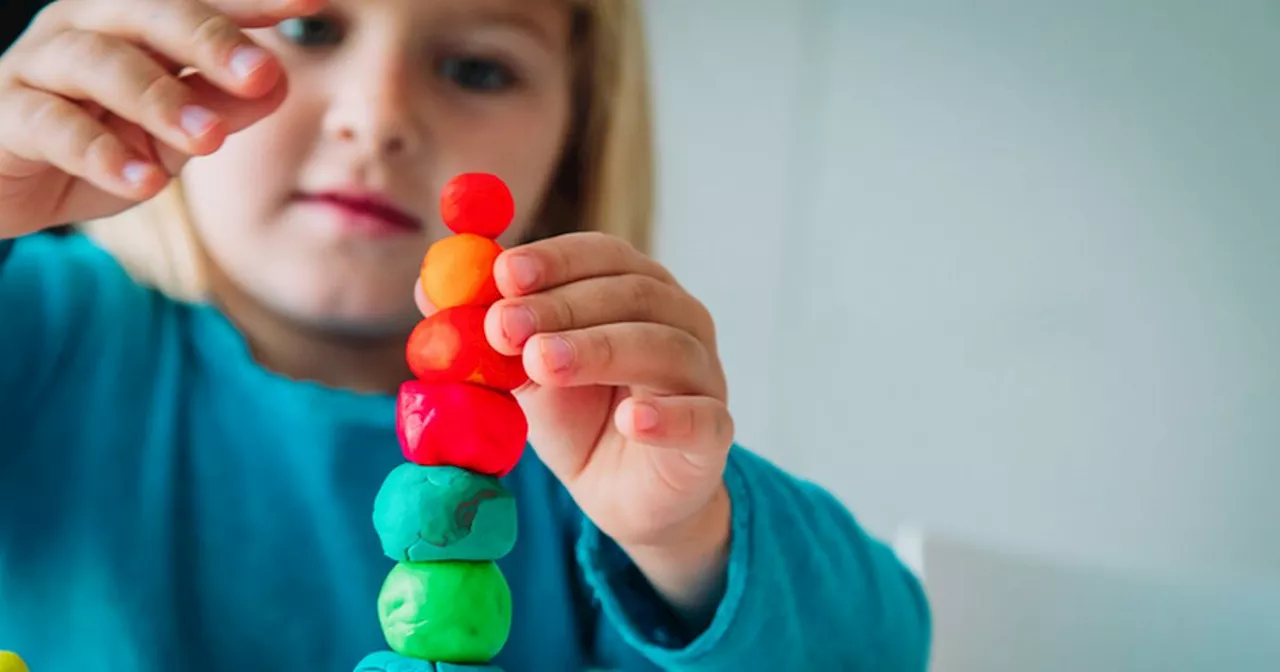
top-left (643, 0), bottom-right (1279, 586)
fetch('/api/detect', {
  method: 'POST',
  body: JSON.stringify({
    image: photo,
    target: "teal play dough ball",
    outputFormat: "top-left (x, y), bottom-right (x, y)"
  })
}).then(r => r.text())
top-left (377, 561), bottom-right (513, 663)
top-left (373, 464), bottom-right (517, 563)
top-left (353, 651), bottom-right (503, 671)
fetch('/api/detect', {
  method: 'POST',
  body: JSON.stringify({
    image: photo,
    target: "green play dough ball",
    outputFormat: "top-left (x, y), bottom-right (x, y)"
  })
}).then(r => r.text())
top-left (374, 464), bottom-right (517, 563)
top-left (377, 561), bottom-right (513, 663)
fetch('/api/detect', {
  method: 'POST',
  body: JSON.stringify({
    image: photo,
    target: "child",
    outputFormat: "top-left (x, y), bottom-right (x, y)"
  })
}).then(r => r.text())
top-left (0, 0), bottom-right (930, 669)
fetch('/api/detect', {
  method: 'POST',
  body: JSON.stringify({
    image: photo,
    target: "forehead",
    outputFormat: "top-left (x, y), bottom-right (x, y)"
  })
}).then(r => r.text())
top-left (324, 0), bottom-right (577, 54)
top-left (328, 0), bottom-right (573, 32)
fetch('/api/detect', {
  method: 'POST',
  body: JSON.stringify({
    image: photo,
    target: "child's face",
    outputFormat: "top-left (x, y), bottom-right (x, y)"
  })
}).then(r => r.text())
top-left (181, 0), bottom-right (574, 335)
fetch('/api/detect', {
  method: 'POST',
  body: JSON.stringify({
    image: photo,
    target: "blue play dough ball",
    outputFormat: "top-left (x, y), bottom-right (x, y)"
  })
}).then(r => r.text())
top-left (353, 651), bottom-right (503, 671)
top-left (373, 464), bottom-right (518, 563)
top-left (354, 651), bottom-right (434, 672)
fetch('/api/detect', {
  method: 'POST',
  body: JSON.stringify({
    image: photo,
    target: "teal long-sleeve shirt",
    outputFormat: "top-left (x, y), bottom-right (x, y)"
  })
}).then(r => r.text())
top-left (0, 233), bottom-right (930, 671)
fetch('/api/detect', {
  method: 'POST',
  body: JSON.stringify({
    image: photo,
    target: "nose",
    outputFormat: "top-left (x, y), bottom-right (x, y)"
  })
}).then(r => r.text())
top-left (324, 50), bottom-right (423, 158)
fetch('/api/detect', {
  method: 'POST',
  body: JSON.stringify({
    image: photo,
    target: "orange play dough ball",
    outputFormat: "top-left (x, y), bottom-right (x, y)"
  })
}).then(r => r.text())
top-left (421, 234), bottom-right (503, 310)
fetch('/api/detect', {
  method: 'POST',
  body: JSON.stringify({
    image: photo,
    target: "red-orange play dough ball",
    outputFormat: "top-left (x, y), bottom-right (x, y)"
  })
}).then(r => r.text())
top-left (440, 173), bottom-right (515, 238)
top-left (406, 305), bottom-right (528, 391)
top-left (396, 380), bottom-right (528, 477)
top-left (421, 234), bottom-right (502, 310)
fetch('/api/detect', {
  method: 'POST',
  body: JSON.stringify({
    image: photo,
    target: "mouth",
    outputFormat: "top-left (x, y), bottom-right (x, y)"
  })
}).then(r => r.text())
top-left (294, 189), bottom-right (424, 236)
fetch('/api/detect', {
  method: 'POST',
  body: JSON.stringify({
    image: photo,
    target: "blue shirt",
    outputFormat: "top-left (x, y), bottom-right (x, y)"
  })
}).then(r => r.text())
top-left (0, 233), bottom-right (930, 671)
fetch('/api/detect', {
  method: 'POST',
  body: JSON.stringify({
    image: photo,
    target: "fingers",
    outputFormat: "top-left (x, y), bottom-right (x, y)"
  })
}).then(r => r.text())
top-left (17, 32), bottom-right (227, 157)
top-left (614, 395), bottom-right (735, 454)
top-left (134, 68), bottom-right (290, 174)
top-left (485, 273), bottom-right (715, 355)
top-left (523, 323), bottom-right (726, 399)
top-left (495, 231), bottom-right (677, 297)
top-left (484, 232), bottom-right (725, 400)
top-left (203, 0), bottom-right (329, 26)
top-left (181, 67), bottom-right (288, 135)
top-left (413, 278), bottom-right (436, 316)
top-left (1, 0), bottom-right (315, 178)
top-left (5, 45), bottom-right (289, 189)
top-left (63, 0), bottom-right (288, 98)
top-left (0, 86), bottom-right (166, 199)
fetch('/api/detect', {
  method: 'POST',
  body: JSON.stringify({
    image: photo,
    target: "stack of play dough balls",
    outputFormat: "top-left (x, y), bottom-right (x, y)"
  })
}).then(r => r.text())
top-left (355, 173), bottom-right (528, 672)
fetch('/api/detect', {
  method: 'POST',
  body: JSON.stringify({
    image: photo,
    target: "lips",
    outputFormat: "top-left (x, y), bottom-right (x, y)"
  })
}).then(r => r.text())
top-left (297, 190), bottom-right (424, 233)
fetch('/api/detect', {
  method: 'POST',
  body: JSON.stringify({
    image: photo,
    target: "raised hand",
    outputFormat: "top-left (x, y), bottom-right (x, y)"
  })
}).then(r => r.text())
top-left (0, 0), bottom-right (325, 237)
top-left (483, 232), bottom-right (733, 553)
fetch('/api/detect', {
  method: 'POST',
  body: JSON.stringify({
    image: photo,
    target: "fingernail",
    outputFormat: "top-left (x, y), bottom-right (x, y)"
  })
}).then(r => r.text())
top-left (500, 306), bottom-right (536, 345)
top-left (229, 46), bottom-right (269, 80)
top-left (540, 335), bottom-right (574, 373)
top-left (507, 254), bottom-right (540, 291)
top-left (122, 161), bottom-right (152, 187)
top-left (633, 402), bottom-right (661, 432)
top-left (179, 105), bottom-right (218, 138)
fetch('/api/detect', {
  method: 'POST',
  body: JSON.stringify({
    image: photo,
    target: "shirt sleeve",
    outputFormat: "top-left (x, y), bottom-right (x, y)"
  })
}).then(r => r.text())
top-left (576, 444), bottom-right (933, 670)
top-left (0, 233), bottom-right (150, 449)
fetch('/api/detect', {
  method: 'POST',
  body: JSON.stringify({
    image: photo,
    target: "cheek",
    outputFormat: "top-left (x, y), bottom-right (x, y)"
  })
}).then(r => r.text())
top-left (181, 149), bottom-right (277, 291)
top-left (179, 117), bottom-right (316, 319)
top-left (183, 119), bottom-right (297, 224)
top-left (182, 157), bottom-right (259, 261)
top-left (181, 106), bottom-right (313, 245)
top-left (510, 99), bottom-right (574, 230)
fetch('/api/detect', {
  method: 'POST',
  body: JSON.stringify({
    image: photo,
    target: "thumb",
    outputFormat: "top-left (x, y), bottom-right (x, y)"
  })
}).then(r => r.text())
top-left (185, 69), bottom-right (291, 137)
top-left (512, 381), bottom-right (612, 487)
top-left (117, 70), bottom-right (290, 177)
top-left (414, 280), bottom-right (439, 317)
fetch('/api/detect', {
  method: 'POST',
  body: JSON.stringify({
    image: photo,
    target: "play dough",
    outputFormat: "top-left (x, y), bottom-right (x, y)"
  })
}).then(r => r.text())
top-left (420, 234), bottom-right (503, 310)
top-left (373, 464), bottom-right (517, 563)
top-left (377, 562), bottom-right (513, 663)
top-left (439, 173), bottom-right (515, 238)
top-left (0, 652), bottom-right (28, 672)
top-left (395, 381), bottom-right (527, 477)
top-left (355, 651), bottom-right (503, 671)
top-left (356, 173), bottom-right (527, 671)
top-left (405, 307), bottom-right (527, 391)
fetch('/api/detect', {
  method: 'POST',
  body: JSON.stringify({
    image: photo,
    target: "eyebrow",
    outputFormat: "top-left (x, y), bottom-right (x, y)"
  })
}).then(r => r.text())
top-left (453, 7), bottom-right (567, 52)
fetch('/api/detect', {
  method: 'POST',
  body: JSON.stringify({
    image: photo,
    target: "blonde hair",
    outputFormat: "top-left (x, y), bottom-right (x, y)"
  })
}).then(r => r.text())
top-left (84, 1), bottom-right (655, 303)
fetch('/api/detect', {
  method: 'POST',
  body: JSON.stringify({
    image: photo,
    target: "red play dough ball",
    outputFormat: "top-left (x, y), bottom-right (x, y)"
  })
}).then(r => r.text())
top-left (406, 305), bottom-right (528, 391)
top-left (469, 344), bottom-right (529, 392)
top-left (396, 380), bottom-right (528, 477)
top-left (440, 173), bottom-right (515, 238)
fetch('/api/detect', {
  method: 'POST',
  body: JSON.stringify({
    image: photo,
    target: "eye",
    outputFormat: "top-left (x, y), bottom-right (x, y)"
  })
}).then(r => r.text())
top-left (277, 16), bottom-right (345, 47)
top-left (438, 56), bottom-right (519, 93)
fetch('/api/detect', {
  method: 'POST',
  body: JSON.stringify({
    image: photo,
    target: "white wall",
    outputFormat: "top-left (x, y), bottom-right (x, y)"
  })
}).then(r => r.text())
top-left (645, 0), bottom-right (1280, 582)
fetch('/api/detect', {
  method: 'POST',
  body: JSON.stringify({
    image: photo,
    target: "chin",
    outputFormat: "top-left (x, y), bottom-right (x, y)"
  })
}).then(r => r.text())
top-left (293, 306), bottom-right (420, 341)
top-left (315, 314), bottom-right (419, 340)
top-left (264, 284), bottom-right (421, 341)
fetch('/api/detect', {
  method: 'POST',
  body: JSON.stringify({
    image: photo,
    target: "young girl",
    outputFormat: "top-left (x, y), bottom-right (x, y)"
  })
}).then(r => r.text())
top-left (0, 0), bottom-right (930, 670)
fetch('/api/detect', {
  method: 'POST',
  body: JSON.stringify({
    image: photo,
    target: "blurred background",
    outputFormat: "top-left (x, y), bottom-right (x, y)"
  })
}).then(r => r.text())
top-left (4, 0), bottom-right (1278, 669)
top-left (643, 0), bottom-right (1279, 669)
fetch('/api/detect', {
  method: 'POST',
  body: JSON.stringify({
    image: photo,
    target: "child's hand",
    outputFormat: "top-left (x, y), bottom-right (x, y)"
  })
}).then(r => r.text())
top-left (489, 232), bottom-right (734, 615)
top-left (0, 0), bottom-right (324, 237)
